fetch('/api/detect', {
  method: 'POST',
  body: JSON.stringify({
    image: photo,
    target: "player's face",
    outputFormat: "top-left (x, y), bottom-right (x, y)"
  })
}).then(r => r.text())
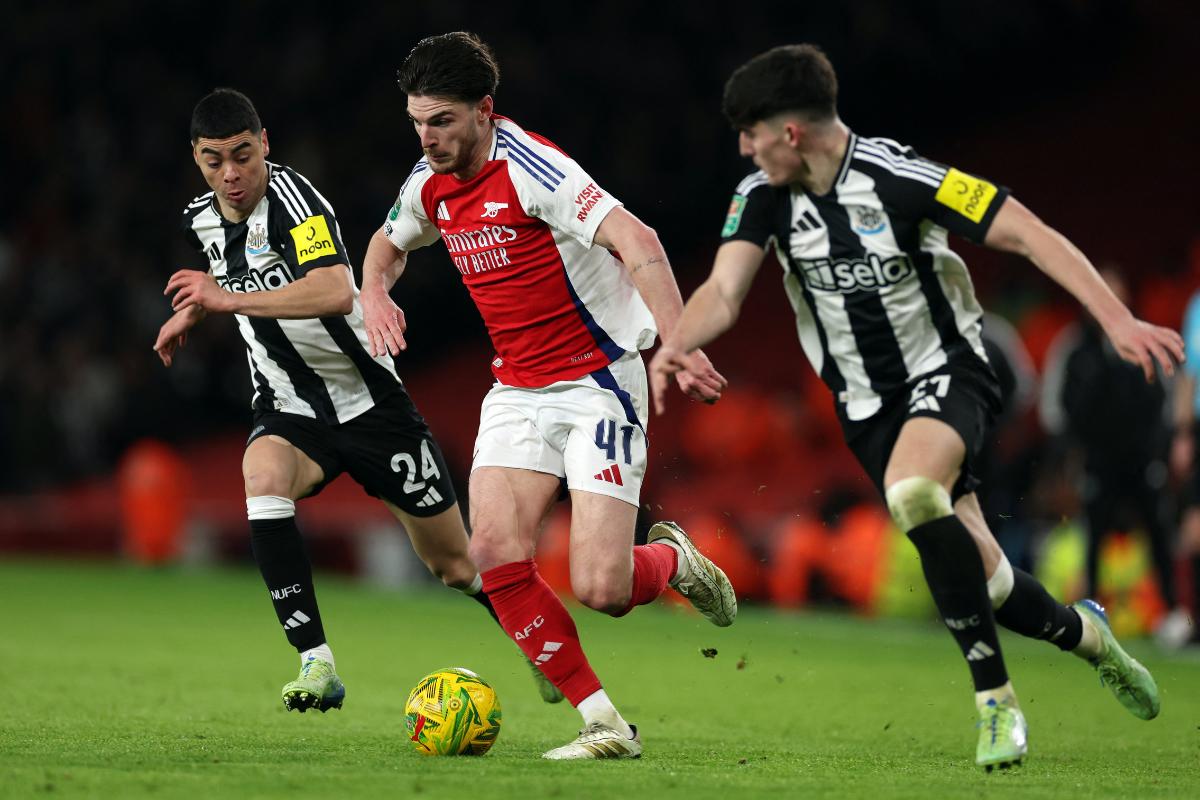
top-left (192, 130), bottom-right (270, 220)
top-left (407, 95), bottom-right (493, 177)
top-left (738, 120), bottom-right (805, 186)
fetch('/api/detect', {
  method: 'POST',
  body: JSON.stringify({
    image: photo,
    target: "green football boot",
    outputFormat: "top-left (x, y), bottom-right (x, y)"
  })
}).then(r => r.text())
top-left (282, 656), bottom-right (345, 713)
top-left (526, 656), bottom-right (564, 704)
top-left (975, 697), bottom-right (1027, 772)
top-left (1074, 599), bottom-right (1161, 720)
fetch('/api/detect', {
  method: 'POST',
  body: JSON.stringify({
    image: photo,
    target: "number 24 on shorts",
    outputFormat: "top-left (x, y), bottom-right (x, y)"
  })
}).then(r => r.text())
top-left (595, 419), bottom-right (636, 465)
top-left (391, 439), bottom-right (441, 494)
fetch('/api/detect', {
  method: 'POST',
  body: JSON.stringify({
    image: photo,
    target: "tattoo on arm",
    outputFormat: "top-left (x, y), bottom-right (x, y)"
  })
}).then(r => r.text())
top-left (629, 256), bottom-right (666, 275)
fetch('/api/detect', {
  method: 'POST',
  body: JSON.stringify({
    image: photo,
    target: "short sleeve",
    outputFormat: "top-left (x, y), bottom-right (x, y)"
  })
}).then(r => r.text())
top-left (855, 139), bottom-right (1010, 243)
top-left (719, 173), bottom-right (777, 248)
top-left (499, 129), bottom-right (622, 247)
top-left (267, 168), bottom-right (350, 278)
top-left (1183, 295), bottom-right (1200, 379)
top-left (383, 163), bottom-right (441, 252)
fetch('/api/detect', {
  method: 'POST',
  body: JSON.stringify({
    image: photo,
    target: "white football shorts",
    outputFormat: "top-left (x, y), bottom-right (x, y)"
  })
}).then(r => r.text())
top-left (471, 351), bottom-right (649, 506)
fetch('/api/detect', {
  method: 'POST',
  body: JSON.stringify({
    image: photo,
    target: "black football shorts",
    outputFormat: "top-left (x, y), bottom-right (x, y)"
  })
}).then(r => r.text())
top-left (840, 356), bottom-right (1002, 502)
top-left (247, 390), bottom-right (457, 517)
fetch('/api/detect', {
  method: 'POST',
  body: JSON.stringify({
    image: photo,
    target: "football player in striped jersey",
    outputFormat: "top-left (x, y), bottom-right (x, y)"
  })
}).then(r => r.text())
top-left (650, 43), bottom-right (1181, 770)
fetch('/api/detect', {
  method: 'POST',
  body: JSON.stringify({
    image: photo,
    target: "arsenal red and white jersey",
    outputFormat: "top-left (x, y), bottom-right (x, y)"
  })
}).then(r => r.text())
top-left (383, 115), bottom-right (656, 387)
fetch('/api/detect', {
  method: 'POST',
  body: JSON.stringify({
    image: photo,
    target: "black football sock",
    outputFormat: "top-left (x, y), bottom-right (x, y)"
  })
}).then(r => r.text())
top-left (249, 513), bottom-right (326, 653)
top-left (908, 515), bottom-right (1009, 691)
top-left (468, 587), bottom-right (503, 626)
top-left (994, 568), bottom-right (1083, 652)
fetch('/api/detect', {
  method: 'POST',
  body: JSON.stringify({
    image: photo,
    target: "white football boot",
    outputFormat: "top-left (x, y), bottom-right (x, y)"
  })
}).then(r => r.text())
top-left (541, 722), bottom-right (642, 760)
top-left (649, 521), bottom-right (738, 626)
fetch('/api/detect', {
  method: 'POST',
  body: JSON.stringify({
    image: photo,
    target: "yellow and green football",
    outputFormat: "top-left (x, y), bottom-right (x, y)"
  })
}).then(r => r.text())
top-left (404, 667), bottom-right (502, 756)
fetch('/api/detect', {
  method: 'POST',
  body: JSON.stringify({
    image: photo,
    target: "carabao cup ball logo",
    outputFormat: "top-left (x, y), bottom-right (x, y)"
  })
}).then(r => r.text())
top-left (404, 667), bottom-right (502, 756)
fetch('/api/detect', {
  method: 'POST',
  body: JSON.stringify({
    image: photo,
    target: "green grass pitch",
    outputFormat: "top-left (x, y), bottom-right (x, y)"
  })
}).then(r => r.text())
top-left (1, 560), bottom-right (1197, 799)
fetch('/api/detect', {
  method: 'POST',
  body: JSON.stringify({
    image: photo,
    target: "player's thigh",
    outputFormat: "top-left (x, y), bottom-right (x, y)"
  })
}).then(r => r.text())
top-left (954, 492), bottom-right (1004, 575)
top-left (557, 355), bottom-right (650, 513)
top-left (243, 434), bottom-right (326, 499)
top-left (382, 499), bottom-right (476, 586)
top-left (882, 361), bottom-right (999, 498)
top-left (567, 489), bottom-right (638, 609)
top-left (468, 466), bottom-right (561, 570)
top-left (883, 416), bottom-right (965, 492)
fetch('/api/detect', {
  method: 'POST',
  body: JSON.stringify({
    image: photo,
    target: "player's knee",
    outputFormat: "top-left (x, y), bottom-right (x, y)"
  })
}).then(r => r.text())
top-left (433, 558), bottom-right (477, 591)
top-left (243, 464), bottom-right (294, 499)
top-left (467, 525), bottom-right (525, 573)
top-left (572, 573), bottom-right (631, 616)
top-left (885, 476), bottom-right (954, 534)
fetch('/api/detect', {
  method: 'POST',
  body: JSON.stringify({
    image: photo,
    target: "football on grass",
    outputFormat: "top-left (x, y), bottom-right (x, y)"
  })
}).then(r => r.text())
top-left (405, 667), bottom-right (502, 756)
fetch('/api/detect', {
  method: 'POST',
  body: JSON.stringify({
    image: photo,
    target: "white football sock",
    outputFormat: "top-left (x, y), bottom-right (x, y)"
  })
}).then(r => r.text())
top-left (1073, 614), bottom-right (1103, 660)
top-left (656, 539), bottom-right (687, 584)
top-left (302, 643), bottom-right (335, 668)
top-left (974, 681), bottom-right (1018, 712)
top-left (576, 689), bottom-right (634, 738)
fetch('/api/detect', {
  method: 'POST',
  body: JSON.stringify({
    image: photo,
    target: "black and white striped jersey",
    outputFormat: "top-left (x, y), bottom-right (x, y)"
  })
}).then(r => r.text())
top-left (721, 132), bottom-right (1008, 422)
top-left (181, 162), bottom-right (402, 424)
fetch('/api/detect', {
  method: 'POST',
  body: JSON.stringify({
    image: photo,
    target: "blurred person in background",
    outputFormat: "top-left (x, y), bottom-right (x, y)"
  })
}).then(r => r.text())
top-left (1041, 265), bottom-right (1187, 645)
top-left (650, 43), bottom-right (1179, 770)
top-left (976, 311), bottom-right (1041, 571)
top-left (362, 32), bottom-right (734, 761)
top-left (1163, 283), bottom-right (1200, 648)
top-left (155, 88), bottom-right (558, 715)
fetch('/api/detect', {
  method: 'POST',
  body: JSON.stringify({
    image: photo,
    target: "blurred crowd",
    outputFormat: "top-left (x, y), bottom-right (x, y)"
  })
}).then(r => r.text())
top-left (2, 1), bottom-right (1199, 631)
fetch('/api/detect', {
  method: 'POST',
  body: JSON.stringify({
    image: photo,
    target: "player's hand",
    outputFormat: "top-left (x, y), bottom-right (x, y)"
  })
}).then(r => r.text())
top-left (649, 344), bottom-right (727, 415)
top-left (1103, 314), bottom-right (1185, 382)
top-left (673, 348), bottom-right (727, 405)
top-left (165, 269), bottom-right (234, 314)
top-left (361, 287), bottom-right (408, 357)
top-left (153, 307), bottom-right (202, 367)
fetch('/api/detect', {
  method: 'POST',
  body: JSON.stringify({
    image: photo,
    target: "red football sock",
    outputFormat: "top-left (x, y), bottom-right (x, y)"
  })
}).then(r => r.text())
top-left (481, 559), bottom-right (601, 706)
top-left (615, 542), bottom-right (678, 617)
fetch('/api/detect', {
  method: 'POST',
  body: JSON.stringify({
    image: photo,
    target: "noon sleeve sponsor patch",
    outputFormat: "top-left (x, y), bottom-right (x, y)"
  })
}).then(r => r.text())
top-left (289, 214), bottom-right (337, 265)
top-left (934, 168), bottom-right (998, 223)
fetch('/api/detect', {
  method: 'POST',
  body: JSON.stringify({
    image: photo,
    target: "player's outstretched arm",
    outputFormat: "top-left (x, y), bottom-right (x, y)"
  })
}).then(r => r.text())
top-left (593, 207), bottom-right (727, 404)
top-left (153, 304), bottom-right (206, 367)
top-left (164, 265), bottom-right (354, 320)
top-left (984, 197), bottom-right (1184, 381)
top-left (360, 227), bottom-right (411, 357)
top-left (648, 241), bottom-right (765, 415)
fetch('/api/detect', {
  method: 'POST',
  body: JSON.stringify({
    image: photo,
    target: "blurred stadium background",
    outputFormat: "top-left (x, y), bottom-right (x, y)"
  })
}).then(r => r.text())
top-left (3, 0), bottom-right (1200, 635)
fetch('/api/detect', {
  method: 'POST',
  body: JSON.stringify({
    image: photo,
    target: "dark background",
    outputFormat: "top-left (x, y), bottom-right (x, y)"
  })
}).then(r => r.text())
top-left (2, 0), bottom-right (1198, 492)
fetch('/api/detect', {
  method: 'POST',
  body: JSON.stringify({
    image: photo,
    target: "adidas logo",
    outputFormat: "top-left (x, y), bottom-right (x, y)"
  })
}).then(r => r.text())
top-left (966, 641), bottom-right (996, 661)
top-left (535, 641), bottom-right (563, 664)
top-left (436, 201), bottom-right (451, 221)
top-left (283, 610), bottom-right (311, 630)
top-left (415, 486), bottom-right (444, 509)
top-left (594, 464), bottom-right (624, 486)
top-left (909, 395), bottom-right (941, 413)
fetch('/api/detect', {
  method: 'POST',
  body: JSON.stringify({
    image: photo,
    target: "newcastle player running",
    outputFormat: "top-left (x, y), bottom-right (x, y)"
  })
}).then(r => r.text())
top-left (155, 88), bottom-right (561, 713)
top-left (649, 45), bottom-right (1182, 770)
